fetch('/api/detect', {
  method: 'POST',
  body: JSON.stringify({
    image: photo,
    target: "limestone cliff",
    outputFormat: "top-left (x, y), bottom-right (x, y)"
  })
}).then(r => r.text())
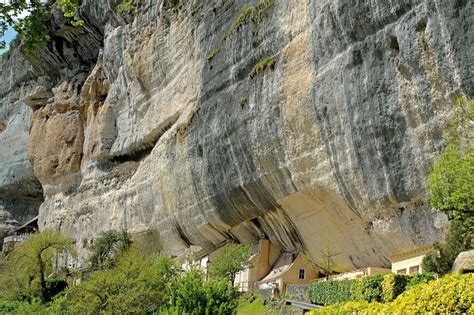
top-left (1, 0), bottom-right (471, 269)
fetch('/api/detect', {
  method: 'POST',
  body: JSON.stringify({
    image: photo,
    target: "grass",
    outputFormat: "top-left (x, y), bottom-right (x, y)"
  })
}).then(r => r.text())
top-left (223, 0), bottom-right (275, 40)
top-left (237, 300), bottom-right (267, 315)
top-left (249, 56), bottom-right (276, 78)
top-left (207, 48), bottom-right (220, 61)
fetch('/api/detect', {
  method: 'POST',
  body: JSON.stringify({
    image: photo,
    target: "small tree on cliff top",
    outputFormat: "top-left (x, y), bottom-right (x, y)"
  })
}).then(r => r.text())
top-left (0, 0), bottom-right (83, 58)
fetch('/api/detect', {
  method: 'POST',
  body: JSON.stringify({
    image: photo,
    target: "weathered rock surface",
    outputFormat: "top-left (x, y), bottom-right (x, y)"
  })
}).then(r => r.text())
top-left (1, 0), bottom-right (471, 268)
top-left (452, 249), bottom-right (474, 273)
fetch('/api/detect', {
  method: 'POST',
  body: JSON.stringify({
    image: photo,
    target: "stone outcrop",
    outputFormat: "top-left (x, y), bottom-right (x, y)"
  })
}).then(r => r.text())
top-left (452, 250), bottom-right (474, 273)
top-left (1, 0), bottom-right (472, 268)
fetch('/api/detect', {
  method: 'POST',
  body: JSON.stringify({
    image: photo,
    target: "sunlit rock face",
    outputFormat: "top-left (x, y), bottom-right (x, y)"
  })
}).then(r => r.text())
top-left (1, 0), bottom-right (470, 268)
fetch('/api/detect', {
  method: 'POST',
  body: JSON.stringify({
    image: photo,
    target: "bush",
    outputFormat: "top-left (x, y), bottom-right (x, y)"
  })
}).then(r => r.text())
top-left (381, 274), bottom-right (410, 302)
top-left (170, 269), bottom-right (238, 315)
top-left (405, 272), bottom-right (436, 290)
top-left (309, 274), bottom-right (389, 305)
top-left (309, 274), bottom-right (474, 314)
top-left (360, 274), bottom-right (384, 302)
top-left (309, 279), bottom-right (362, 305)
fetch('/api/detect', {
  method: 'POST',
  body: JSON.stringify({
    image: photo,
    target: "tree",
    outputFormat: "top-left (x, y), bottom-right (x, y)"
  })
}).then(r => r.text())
top-left (209, 243), bottom-right (252, 285)
top-left (68, 246), bottom-right (176, 314)
top-left (170, 268), bottom-right (238, 315)
top-left (424, 98), bottom-right (474, 274)
top-left (0, 0), bottom-right (83, 58)
top-left (422, 220), bottom-right (470, 275)
top-left (429, 98), bottom-right (473, 221)
top-left (88, 230), bottom-right (132, 270)
top-left (134, 230), bottom-right (162, 259)
top-left (1, 229), bottom-right (75, 303)
top-left (305, 245), bottom-right (345, 280)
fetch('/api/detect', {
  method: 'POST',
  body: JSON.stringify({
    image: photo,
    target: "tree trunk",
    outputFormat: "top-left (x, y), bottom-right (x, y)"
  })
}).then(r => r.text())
top-left (229, 273), bottom-right (235, 287)
top-left (38, 254), bottom-right (49, 303)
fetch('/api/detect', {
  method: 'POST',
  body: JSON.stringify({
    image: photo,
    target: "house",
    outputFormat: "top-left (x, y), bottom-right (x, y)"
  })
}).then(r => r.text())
top-left (256, 251), bottom-right (318, 293)
top-left (234, 239), bottom-right (281, 292)
top-left (2, 216), bottom-right (38, 253)
top-left (389, 245), bottom-right (434, 274)
top-left (329, 267), bottom-right (391, 281)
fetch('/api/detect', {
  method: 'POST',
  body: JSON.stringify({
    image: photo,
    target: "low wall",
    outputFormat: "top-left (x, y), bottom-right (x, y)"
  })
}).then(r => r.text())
top-left (285, 284), bottom-right (310, 302)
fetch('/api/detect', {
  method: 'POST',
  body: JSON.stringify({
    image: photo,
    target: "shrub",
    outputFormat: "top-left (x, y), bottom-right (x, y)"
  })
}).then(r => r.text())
top-left (360, 274), bottom-right (384, 302)
top-left (309, 274), bottom-right (474, 314)
top-left (388, 273), bottom-right (474, 313)
top-left (309, 274), bottom-right (389, 305)
top-left (405, 272), bottom-right (436, 290)
top-left (207, 48), bottom-right (220, 61)
top-left (117, 0), bottom-right (137, 14)
top-left (381, 274), bottom-right (410, 302)
top-left (249, 56), bottom-right (275, 78)
top-left (309, 279), bottom-right (362, 305)
top-left (225, 0), bottom-right (275, 39)
top-left (170, 269), bottom-right (238, 315)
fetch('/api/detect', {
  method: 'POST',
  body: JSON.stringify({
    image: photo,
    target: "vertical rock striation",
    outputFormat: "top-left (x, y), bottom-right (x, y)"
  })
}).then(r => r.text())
top-left (1, 0), bottom-right (471, 268)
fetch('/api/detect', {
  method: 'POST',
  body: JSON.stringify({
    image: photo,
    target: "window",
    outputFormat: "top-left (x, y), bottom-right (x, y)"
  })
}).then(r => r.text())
top-left (298, 269), bottom-right (306, 280)
top-left (409, 266), bottom-right (420, 274)
top-left (396, 268), bottom-right (406, 274)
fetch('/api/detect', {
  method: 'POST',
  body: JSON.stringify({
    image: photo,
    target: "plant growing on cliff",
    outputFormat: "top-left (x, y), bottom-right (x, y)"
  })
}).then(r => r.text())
top-left (117, 0), bottom-right (137, 15)
top-left (249, 56), bottom-right (276, 78)
top-left (225, 0), bottom-right (275, 38)
top-left (0, 0), bottom-right (83, 58)
top-left (209, 243), bottom-right (252, 286)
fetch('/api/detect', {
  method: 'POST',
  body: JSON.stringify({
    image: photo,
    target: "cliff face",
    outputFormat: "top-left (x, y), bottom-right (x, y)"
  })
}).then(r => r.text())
top-left (1, 0), bottom-right (471, 268)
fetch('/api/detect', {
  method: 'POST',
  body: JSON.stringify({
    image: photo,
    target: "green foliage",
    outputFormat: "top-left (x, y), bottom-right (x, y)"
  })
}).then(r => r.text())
top-left (0, 229), bottom-right (75, 303)
top-left (0, 0), bottom-right (83, 58)
top-left (381, 273), bottom-right (410, 303)
top-left (405, 272), bottom-right (436, 290)
top-left (309, 273), bottom-right (409, 305)
top-left (429, 97), bottom-right (473, 219)
top-left (209, 243), bottom-right (252, 285)
top-left (68, 247), bottom-right (176, 314)
top-left (207, 47), bottom-right (220, 61)
top-left (310, 274), bottom-right (474, 314)
top-left (171, 268), bottom-right (238, 315)
top-left (176, 106), bottom-right (200, 139)
top-left (249, 56), bottom-right (275, 78)
top-left (134, 230), bottom-right (163, 259)
top-left (117, 0), bottom-right (137, 14)
top-left (360, 274), bottom-right (384, 302)
top-left (88, 230), bottom-right (132, 269)
top-left (58, 0), bottom-right (84, 27)
top-left (309, 279), bottom-right (363, 305)
top-left (228, 0), bottom-right (275, 35)
top-left (239, 98), bottom-right (248, 108)
top-left (422, 219), bottom-right (472, 275)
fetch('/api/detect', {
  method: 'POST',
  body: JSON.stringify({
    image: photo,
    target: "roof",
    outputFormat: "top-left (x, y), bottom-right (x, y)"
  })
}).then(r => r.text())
top-left (259, 253), bottom-right (296, 283)
top-left (388, 245), bottom-right (434, 262)
top-left (14, 216), bottom-right (39, 233)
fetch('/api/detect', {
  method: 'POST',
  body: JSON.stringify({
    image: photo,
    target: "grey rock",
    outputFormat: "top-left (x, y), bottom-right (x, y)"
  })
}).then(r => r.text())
top-left (1, 0), bottom-right (471, 268)
top-left (452, 249), bottom-right (474, 273)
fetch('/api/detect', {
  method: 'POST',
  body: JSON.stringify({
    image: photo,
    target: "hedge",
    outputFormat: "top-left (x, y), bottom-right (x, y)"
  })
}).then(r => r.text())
top-left (309, 274), bottom-right (474, 314)
top-left (381, 274), bottom-right (411, 302)
top-left (309, 273), bottom-right (435, 305)
top-left (308, 279), bottom-right (361, 305)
